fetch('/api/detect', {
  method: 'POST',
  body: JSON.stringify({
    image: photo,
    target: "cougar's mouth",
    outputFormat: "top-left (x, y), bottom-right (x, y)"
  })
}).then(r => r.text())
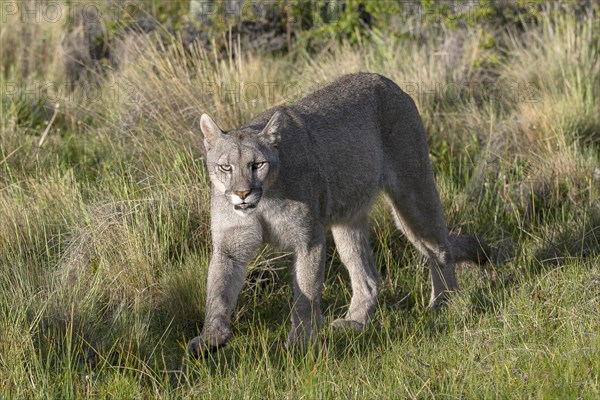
top-left (229, 191), bottom-right (262, 215)
top-left (234, 203), bottom-right (256, 211)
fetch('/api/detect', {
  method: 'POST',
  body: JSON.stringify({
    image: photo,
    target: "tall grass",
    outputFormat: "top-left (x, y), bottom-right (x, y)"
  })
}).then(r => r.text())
top-left (1, 2), bottom-right (598, 398)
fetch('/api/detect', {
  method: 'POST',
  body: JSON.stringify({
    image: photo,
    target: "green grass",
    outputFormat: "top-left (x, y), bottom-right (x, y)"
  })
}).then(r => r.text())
top-left (1, 3), bottom-right (599, 399)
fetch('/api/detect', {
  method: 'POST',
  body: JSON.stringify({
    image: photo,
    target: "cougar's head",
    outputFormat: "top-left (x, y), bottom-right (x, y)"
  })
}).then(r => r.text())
top-left (200, 112), bottom-right (283, 216)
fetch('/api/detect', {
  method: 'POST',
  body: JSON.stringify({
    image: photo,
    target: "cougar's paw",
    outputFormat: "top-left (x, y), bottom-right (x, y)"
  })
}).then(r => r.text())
top-left (187, 327), bottom-right (231, 358)
top-left (330, 318), bottom-right (366, 332)
top-left (286, 324), bottom-right (318, 353)
top-left (187, 336), bottom-right (212, 358)
top-left (428, 291), bottom-right (454, 311)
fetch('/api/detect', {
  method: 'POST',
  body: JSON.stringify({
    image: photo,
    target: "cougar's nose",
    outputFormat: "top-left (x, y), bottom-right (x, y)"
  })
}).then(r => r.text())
top-left (234, 190), bottom-right (251, 200)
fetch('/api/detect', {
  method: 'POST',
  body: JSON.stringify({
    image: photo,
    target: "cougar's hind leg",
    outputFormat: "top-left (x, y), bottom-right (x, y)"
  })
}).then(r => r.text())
top-left (383, 180), bottom-right (457, 309)
top-left (331, 218), bottom-right (381, 331)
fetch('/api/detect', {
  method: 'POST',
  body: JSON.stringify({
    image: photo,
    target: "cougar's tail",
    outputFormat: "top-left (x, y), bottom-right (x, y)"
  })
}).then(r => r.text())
top-left (449, 234), bottom-right (491, 264)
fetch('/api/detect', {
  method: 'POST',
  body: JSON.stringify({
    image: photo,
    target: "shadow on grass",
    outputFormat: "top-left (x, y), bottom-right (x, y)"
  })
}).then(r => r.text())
top-left (183, 302), bottom-right (454, 385)
top-left (466, 211), bottom-right (599, 315)
top-left (30, 207), bottom-right (597, 386)
top-left (532, 216), bottom-right (599, 268)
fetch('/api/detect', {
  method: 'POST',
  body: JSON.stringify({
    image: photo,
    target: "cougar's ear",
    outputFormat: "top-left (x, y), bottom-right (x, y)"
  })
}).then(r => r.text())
top-left (259, 111), bottom-right (284, 146)
top-left (200, 114), bottom-right (224, 150)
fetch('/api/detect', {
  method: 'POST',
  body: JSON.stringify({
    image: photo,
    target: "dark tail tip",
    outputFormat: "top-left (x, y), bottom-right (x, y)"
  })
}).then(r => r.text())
top-left (449, 234), bottom-right (492, 264)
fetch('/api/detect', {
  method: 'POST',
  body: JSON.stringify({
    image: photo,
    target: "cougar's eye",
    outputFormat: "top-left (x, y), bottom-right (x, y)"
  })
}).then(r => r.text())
top-left (252, 162), bottom-right (266, 170)
top-left (218, 164), bottom-right (232, 172)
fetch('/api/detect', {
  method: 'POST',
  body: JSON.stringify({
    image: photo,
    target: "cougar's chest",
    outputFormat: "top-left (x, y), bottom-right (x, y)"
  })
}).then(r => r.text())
top-left (257, 198), bottom-right (314, 251)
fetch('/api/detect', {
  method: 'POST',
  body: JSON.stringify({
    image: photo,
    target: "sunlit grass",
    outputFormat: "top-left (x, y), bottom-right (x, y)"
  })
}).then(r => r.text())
top-left (1, 4), bottom-right (598, 398)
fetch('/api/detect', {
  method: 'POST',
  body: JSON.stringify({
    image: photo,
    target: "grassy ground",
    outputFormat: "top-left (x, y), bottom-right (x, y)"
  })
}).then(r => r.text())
top-left (1, 2), bottom-right (599, 398)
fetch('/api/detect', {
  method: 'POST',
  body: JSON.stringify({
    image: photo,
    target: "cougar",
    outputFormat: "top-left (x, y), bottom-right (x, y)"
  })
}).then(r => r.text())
top-left (188, 72), bottom-right (489, 357)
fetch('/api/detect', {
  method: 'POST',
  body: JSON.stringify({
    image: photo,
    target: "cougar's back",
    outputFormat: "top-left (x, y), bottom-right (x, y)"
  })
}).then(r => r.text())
top-left (242, 73), bottom-right (429, 223)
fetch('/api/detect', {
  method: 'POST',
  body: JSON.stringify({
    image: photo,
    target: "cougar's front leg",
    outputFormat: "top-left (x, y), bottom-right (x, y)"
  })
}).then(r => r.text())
top-left (330, 220), bottom-right (380, 331)
top-left (287, 227), bottom-right (326, 350)
top-left (188, 230), bottom-right (261, 358)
